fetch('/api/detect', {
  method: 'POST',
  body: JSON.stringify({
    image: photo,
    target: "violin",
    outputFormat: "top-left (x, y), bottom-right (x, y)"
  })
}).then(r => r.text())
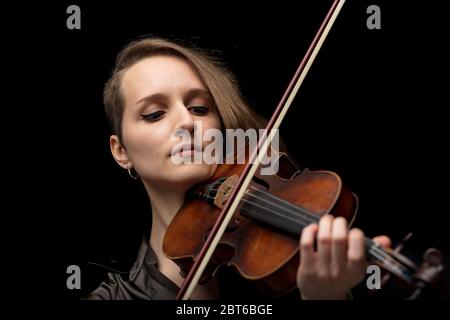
top-left (162, 0), bottom-right (448, 300)
top-left (163, 153), bottom-right (447, 299)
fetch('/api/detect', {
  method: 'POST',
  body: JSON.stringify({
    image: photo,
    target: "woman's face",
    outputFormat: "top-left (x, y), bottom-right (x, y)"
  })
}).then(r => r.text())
top-left (111, 55), bottom-right (221, 190)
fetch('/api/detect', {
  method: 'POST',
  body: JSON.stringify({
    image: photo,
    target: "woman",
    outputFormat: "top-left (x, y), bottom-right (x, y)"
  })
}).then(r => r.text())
top-left (85, 37), bottom-right (390, 300)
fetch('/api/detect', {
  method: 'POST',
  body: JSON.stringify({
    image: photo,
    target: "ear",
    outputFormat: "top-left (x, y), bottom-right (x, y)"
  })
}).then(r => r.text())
top-left (110, 135), bottom-right (131, 170)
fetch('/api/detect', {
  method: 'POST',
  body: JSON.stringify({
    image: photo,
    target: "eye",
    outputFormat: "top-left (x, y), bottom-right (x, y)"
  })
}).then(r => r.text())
top-left (189, 106), bottom-right (209, 115)
top-left (141, 111), bottom-right (165, 121)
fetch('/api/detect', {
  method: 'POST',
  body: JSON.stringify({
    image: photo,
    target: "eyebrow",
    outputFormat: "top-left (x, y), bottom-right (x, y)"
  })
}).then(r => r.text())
top-left (185, 88), bottom-right (213, 102)
top-left (134, 88), bottom-right (213, 107)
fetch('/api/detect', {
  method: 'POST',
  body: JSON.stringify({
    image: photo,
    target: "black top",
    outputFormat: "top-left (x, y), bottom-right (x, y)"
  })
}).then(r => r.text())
top-left (83, 237), bottom-right (301, 300)
top-left (84, 238), bottom-right (178, 300)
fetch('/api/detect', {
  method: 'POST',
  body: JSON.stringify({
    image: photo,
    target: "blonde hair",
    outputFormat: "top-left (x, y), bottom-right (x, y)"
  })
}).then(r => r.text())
top-left (103, 37), bottom-right (266, 145)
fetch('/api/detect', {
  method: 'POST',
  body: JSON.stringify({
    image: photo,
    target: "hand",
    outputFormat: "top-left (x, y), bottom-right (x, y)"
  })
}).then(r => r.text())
top-left (296, 215), bottom-right (390, 300)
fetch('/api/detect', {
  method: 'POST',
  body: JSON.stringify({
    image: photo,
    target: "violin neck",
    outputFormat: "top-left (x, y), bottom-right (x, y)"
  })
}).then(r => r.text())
top-left (239, 187), bottom-right (319, 237)
top-left (239, 194), bottom-right (417, 285)
top-left (365, 238), bottom-right (416, 284)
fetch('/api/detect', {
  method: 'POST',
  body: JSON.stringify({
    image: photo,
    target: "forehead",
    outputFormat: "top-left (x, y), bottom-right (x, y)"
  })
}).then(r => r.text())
top-left (120, 55), bottom-right (206, 106)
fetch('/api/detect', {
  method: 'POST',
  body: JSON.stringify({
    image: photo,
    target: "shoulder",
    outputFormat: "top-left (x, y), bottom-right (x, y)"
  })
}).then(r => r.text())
top-left (83, 272), bottom-right (137, 300)
top-left (82, 236), bottom-right (178, 300)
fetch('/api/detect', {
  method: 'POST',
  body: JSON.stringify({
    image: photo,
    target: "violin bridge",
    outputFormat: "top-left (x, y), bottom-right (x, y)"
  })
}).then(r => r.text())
top-left (214, 175), bottom-right (239, 209)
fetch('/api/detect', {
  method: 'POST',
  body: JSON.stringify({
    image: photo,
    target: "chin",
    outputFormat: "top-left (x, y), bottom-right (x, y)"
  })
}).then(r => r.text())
top-left (171, 162), bottom-right (217, 187)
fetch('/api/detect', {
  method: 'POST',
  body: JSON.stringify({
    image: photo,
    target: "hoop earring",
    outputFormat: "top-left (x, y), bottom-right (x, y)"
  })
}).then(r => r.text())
top-left (128, 168), bottom-right (139, 180)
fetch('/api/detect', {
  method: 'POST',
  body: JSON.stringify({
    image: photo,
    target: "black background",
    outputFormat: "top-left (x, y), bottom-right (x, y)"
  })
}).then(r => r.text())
top-left (11, 0), bottom-right (449, 304)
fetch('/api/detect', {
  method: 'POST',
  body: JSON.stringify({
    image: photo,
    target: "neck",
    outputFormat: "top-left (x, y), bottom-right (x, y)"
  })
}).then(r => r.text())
top-left (143, 182), bottom-right (189, 253)
top-left (143, 181), bottom-right (220, 299)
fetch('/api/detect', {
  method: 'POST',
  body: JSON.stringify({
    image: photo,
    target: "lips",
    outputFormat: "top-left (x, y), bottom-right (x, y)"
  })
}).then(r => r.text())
top-left (170, 142), bottom-right (203, 157)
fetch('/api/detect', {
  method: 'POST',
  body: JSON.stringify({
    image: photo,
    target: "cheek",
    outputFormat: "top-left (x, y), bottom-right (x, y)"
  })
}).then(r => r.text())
top-left (122, 122), bottom-right (171, 163)
top-left (202, 114), bottom-right (222, 132)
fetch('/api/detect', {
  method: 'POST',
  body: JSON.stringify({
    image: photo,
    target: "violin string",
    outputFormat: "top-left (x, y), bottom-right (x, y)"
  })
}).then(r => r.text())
top-left (222, 179), bottom-right (319, 226)
top-left (234, 185), bottom-right (409, 275)
top-left (222, 179), bottom-right (314, 222)
top-left (239, 196), bottom-right (313, 226)
top-left (249, 186), bottom-right (319, 223)
top-left (368, 246), bottom-right (410, 277)
top-left (364, 239), bottom-right (411, 275)
top-left (221, 180), bottom-right (315, 226)
top-left (224, 180), bottom-right (409, 275)
top-left (239, 194), bottom-right (408, 276)
top-left (245, 186), bottom-right (408, 272)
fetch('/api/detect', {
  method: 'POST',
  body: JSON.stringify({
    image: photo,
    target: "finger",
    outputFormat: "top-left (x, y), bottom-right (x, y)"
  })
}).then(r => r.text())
top-left (347, 228), bottom-right (366, 279)
top-left (331, 217), bottom-right (348, 278)
top-left (317, 215), bottom-right (333, 277)
top-left (299, 223), bottom-right (318, 273)
top-left (373, 235), bottom-right (391, 248)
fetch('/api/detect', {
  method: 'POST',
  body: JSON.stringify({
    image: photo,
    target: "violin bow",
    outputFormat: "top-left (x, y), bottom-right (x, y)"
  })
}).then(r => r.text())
top-left (177, 0), bottom-right (347, 300)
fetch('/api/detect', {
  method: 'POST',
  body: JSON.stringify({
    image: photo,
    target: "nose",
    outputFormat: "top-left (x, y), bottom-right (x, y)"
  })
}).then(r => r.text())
top-left (173, 103), bottom-right (195, 136)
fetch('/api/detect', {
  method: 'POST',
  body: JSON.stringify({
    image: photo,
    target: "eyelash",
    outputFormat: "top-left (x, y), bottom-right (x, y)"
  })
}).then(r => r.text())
top-left (141, 111), bottom-right (165, 121)
top-left (141, 106), bottom-right (209, 122)
top-left (189, 106), bottom-right (209, 115)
